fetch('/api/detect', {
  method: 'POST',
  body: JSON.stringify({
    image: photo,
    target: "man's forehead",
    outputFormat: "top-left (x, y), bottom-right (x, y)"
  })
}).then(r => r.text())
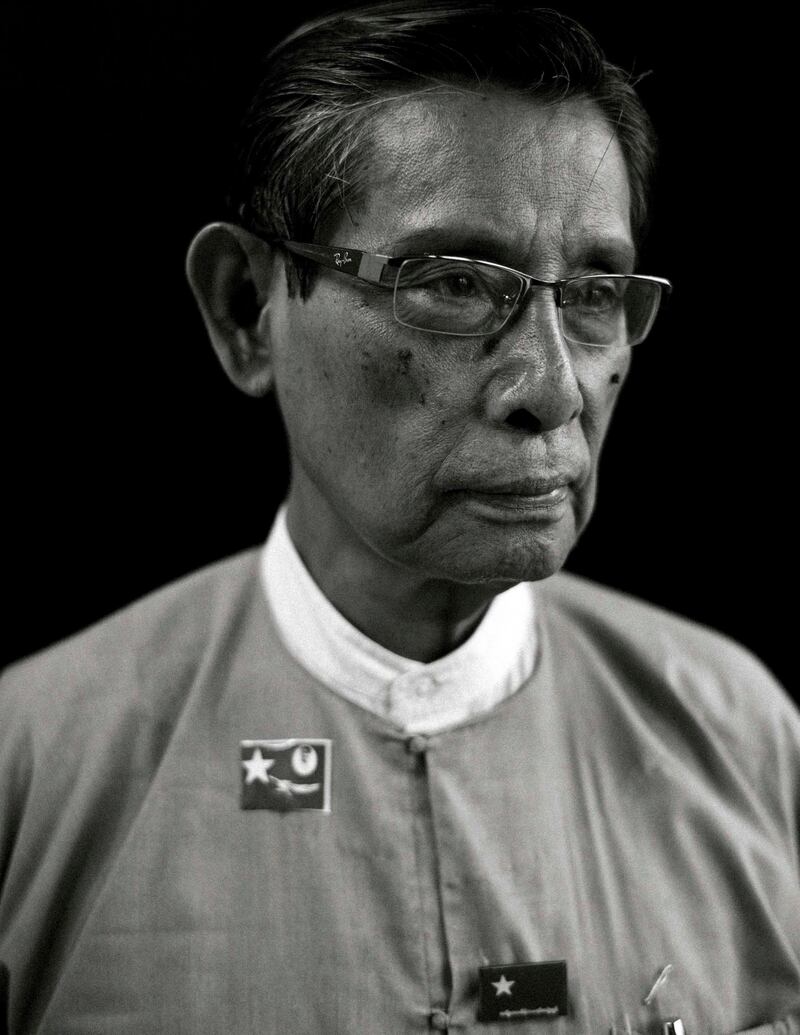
top-left (339, 87), bottom-right (634, 264)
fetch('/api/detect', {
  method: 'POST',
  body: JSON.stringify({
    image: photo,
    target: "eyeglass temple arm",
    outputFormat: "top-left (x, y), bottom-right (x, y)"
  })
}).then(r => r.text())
top-left (279, 241), bottom-right (398, 287)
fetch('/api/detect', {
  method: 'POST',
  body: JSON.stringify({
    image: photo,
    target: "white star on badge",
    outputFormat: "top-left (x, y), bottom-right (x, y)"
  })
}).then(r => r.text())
top-left (492, 974), bottom-right (515, 997)
top-left (242, 748), bottom-right (275, 784)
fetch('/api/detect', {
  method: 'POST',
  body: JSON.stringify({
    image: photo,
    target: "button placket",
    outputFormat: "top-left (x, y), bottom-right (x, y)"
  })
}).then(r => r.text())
top-left (429, 1007), bottom-right (450, 1030)
top-left (406, 733), bottom-right (429, 755)
top-left (414, 673), bottom-right (436, 696)
top-left (404, 735), bottom-right (450, 1030)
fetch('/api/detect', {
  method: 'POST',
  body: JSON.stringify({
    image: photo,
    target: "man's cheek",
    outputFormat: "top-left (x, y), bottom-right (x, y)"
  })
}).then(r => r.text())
top-left (575, 352), bottom-right (630, 428)
top-left (348, 341), bottom-right (442, 415)
top-left (607, 350), bottom-right (632, 393)
top-left (380, 419), bottom-right (450, 486)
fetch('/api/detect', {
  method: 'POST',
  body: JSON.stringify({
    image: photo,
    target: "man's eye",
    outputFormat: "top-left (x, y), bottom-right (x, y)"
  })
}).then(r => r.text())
top-left (419, 268), bottom-right (487, 300)
top-left (569, 279), bottom-right (622, 311)
top-left (439, 273), bottom-right (478, 297)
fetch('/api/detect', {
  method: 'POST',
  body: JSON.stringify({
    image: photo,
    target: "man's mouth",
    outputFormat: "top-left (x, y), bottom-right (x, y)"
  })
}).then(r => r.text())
top-left (454, 478), bottom-right (574, 520)
top-left (465, 477), bottom-right (572, 498)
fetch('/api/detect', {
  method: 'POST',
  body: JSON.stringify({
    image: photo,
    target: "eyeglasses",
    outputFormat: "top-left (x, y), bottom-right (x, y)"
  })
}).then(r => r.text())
top-left (278, 241), bottom-right (672, 347)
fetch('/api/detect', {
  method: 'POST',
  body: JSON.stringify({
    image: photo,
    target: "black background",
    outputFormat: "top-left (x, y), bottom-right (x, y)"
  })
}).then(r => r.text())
top-left (4, 3), bottom-right (794, 699)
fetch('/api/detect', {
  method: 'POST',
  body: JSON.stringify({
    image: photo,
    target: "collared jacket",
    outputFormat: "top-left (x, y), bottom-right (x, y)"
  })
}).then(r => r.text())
top-left (1, 553), bottom-right (799, 1033)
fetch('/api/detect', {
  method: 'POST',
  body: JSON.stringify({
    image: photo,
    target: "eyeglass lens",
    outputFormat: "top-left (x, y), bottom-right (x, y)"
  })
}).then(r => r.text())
top-left (394, 258), bottom-right (663, 345)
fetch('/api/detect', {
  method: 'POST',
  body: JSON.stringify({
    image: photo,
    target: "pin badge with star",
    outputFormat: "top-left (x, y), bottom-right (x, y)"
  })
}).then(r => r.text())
top-left (477, 960), bottom-right (568, 1022)
top-left (240, 739), bottom-right (332, 812)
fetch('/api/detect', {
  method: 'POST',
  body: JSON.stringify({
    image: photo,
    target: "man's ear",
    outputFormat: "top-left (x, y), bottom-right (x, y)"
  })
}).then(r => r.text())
top-left (185, 222), bottom-right (277, 397)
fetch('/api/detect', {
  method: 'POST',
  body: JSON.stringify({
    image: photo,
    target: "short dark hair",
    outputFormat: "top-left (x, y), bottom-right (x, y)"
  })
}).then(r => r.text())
top-left (231, 1), bottom-right (657, 296)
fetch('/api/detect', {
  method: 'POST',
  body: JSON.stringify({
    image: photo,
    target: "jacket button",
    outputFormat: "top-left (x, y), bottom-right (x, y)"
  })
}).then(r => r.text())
top-left (406, 734), bottom-right (429, 755)
top-left (429, 1008), bottom-right (450, 1030)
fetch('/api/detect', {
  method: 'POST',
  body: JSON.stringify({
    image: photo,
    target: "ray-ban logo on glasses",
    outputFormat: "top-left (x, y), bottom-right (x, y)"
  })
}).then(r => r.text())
top-left (333, 251), bottom-right (352, 267)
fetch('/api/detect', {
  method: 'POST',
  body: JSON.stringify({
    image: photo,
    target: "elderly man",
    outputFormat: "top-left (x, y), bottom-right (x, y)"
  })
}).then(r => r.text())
top-left (1, 3), bottom-right (798, 1033)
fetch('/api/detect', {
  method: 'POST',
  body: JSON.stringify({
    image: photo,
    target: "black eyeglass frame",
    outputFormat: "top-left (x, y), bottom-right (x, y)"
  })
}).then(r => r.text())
top-left (276, 240), bottom-right (672, 346)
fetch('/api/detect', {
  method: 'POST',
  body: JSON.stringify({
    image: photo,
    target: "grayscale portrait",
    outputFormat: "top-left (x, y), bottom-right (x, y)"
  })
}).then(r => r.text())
top-left (2, 2), bottom-right (798, 1033)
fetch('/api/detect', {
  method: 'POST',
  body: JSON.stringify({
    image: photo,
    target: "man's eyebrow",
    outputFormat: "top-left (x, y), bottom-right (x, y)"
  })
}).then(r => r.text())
top-left (389, 227), bottom-right (515, 260)
top-left (387, 227), bottom-right (637, 270)
top-left (574, 236), bottom-right (638, 271)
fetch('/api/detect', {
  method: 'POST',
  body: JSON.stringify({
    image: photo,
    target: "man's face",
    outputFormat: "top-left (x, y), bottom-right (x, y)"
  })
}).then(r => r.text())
top-left (267, 89), bottom-right (635, 588)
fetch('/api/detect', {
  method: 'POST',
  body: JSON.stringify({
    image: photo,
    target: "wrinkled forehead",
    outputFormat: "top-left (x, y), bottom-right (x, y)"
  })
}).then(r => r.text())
top-left (334, 88), bottom-right (634, 269)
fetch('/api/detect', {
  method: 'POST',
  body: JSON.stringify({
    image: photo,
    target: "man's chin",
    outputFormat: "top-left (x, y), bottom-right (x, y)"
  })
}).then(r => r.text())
top-left (419, 521), bottom-right (577, 587)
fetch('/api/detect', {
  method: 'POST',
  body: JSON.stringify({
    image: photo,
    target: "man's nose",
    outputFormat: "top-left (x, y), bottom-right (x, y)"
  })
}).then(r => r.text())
top-left (483, 290), bottom-right (583, 433)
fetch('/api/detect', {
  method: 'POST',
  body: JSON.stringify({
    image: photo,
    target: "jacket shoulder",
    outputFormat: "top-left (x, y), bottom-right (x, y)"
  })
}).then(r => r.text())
top-left (537, 570), bottom-right (798, 738)
top-left (1, 549), bottom-right (262, 723)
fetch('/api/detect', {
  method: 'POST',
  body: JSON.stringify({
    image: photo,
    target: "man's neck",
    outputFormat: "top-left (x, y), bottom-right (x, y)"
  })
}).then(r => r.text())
top-left (285, 492), bottom-right (507, 663)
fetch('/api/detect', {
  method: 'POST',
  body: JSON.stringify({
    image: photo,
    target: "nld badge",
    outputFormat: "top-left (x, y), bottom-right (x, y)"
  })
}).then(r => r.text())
top-left (241, 739), bottom-right (332, 812)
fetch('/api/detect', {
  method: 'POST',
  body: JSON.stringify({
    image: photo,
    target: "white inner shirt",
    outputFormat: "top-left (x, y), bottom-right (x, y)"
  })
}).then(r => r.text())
top-left (261, 506), bottom-right (538, 735)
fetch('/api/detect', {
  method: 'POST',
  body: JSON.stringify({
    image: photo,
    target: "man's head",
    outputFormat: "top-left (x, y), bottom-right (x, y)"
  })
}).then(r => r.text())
top-left (187, 2), bottom-right (664, 602)
top-left (232, 1), bottom-right (656, 298)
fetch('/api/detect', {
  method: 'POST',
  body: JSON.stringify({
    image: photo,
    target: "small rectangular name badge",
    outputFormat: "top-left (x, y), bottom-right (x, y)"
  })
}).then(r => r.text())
top-left (241, 739), bottom-right (332, 812)
top-left (478, 960), bottom-right (567, 1022)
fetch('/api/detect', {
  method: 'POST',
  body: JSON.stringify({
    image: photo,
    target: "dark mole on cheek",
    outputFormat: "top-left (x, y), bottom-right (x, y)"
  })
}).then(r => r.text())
top-left (610, 373), bottom-right (621, 384)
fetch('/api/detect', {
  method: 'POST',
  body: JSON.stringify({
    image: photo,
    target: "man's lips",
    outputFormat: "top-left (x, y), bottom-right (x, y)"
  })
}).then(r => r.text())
top-left (457, 476), bottom-right (575, 497)
top-left (461, 485), bottom-right (570, 512)
top-left (443, 472), bottom-right (582, 520)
